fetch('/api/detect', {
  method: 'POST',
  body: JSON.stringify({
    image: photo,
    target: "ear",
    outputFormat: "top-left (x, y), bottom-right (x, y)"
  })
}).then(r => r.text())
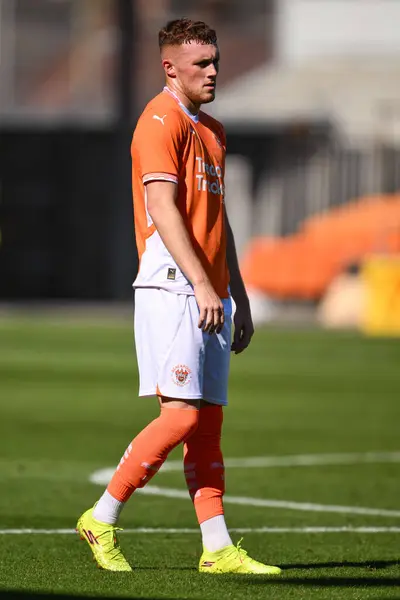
top-left (162, 58), bottom-right (176, 79)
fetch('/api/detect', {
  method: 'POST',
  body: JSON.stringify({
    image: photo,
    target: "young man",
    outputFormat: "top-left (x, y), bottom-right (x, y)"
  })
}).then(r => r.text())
top-left (76, 18), bottom-right (281, 576)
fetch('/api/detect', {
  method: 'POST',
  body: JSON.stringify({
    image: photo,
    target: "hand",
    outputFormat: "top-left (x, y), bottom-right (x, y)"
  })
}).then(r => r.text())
top-left (194, 280), bottom-right (224, 334)
top-left (231, 298), bottom-right (254, 354)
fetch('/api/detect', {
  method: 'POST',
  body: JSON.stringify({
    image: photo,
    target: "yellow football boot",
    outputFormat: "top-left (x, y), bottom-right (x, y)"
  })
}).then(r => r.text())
top-left (76, 506), bottom-right (132, 572)
top-left (199, 538), bottom-right (282, 575)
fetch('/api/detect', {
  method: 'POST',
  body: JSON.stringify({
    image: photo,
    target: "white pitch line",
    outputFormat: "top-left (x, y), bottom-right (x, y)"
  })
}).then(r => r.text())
top-left (222, 451), bottom-right (400, 470)
top-left (136, 485), bottom-right (400, 518)
top-left (1, 526), bottom-right (400, 535)
top-left (89, 451), bottom-right (400, 485)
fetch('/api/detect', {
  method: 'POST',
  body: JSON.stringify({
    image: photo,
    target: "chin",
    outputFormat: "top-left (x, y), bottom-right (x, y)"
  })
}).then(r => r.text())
top-left (200, 91), bottom-right (216, 104)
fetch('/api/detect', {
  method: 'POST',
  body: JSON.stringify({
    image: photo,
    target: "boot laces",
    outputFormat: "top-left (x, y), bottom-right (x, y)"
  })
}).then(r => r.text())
top-left (96, 526), bottom-right (126, 561)
top-left (236, 538), bottom-right (249, 563)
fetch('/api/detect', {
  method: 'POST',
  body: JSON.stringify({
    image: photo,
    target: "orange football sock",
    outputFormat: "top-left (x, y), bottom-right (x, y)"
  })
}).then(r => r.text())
top-left (183, 404), bottom-right (225, 524)
top-left (107, 406), bottom-right (199, 502)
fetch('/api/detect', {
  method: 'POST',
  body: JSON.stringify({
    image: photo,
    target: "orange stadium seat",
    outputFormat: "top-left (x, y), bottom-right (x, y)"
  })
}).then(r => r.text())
top-left (241, 194), bottom-right (400, 300)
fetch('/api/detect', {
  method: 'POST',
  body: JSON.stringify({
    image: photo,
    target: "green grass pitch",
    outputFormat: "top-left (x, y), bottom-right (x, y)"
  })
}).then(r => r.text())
top-left (0, 313), bottom-right (400, 599)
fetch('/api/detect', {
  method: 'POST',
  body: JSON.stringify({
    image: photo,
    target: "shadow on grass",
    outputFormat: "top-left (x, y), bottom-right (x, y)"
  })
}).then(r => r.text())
top-left (240, 576), bottom-right (400, 588)
top-left (281, 559), bottom-right (400, 570)
top-left (0, 592), bottom-right (181, 600)
top-left (369, 598), bottom-right (400, 600)
top-left (133, 566), bottom-right (195, 571)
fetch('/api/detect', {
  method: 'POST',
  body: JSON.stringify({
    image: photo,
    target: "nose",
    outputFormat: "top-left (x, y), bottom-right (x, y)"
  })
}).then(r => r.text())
top-left (208, 63), bottom-right (218, 78)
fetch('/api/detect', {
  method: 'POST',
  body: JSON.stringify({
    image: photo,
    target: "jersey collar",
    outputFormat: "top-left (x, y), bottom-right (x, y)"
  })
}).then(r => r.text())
top-left (163, 86), bottom-right (199, 124)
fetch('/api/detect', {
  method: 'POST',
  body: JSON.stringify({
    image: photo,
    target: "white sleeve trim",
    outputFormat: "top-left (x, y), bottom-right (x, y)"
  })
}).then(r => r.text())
top-left (143, 175), bottom-right (178, 185)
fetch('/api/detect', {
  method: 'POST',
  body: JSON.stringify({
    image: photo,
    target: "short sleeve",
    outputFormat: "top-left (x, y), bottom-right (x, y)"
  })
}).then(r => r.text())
top-left (132, 110), bottom-right (183, 182)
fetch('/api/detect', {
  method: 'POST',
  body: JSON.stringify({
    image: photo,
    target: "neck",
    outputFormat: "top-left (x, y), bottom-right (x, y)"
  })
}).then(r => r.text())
top-left (165, 83), bottom-right (200, 116)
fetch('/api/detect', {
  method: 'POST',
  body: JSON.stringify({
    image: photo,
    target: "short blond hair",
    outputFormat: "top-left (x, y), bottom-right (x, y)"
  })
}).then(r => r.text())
top-left (159, 18), bottom-right (217, 50)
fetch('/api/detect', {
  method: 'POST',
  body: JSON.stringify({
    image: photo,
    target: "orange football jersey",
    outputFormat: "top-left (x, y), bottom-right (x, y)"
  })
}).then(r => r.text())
top-left (131, 87), bottom-right (229, 299)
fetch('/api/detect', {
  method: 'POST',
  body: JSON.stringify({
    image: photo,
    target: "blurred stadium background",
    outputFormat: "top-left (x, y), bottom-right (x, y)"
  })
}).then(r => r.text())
top-left (1, 4), bottom-right (400, 596)
top-left (1, 0), bottom-right (400, 331)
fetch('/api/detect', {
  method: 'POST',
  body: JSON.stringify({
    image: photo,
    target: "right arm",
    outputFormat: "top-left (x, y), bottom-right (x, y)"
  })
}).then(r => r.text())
top-left (146, 180), bottom-right (224, 334)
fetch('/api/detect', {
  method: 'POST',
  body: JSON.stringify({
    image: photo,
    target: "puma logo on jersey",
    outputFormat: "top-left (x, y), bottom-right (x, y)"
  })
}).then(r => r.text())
top-left (153, 114), bottom-right (167, 125)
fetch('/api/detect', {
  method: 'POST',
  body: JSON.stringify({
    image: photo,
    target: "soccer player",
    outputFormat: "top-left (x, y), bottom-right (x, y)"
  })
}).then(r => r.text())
top-left (76, 17), bottom-right (281, 576)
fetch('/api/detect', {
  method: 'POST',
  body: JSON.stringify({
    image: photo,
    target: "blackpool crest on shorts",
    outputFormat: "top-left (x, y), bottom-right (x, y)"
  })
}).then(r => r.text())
top-left (171, 364), bottom-right (192, 386)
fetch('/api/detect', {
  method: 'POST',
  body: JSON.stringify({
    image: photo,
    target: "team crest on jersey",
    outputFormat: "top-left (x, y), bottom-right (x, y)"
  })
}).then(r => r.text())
top-left (171, 364), bottom-right (192, 387)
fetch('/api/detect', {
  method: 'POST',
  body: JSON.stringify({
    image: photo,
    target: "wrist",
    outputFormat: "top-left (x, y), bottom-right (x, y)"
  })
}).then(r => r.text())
top-left (193, 274), bottom-right (209, 287)
top-left (231, 289), bottom-right (249, 307)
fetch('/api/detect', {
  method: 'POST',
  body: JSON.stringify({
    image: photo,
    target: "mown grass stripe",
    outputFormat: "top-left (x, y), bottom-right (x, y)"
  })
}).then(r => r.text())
top-left (1, 526), bottom-right (400, 535)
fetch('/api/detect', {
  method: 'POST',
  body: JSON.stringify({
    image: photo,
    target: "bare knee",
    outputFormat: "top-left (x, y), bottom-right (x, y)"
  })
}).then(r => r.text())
top-left (158, 394), bottom-right (200, 410)
top-left (159, 395), bottom-right (199, 438)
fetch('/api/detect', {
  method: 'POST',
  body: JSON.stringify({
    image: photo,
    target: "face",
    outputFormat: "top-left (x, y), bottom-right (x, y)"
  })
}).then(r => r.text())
top-left (162, 42), bottom-right (220, 108)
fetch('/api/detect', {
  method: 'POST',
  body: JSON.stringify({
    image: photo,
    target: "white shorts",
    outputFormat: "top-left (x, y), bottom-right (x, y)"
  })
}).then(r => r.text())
top-left (134, 288), bottom-right (232, 405)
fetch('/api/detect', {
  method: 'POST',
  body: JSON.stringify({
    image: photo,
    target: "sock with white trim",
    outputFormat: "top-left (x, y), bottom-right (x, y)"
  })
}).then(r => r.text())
top-left (92, 490), bottom-right (125, 525)
top-left (200, 514), bottom-right (233, 552)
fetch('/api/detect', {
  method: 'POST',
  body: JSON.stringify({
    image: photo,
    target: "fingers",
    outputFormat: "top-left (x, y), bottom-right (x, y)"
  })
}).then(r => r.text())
top-left (216, 307), bottom-right (224, 334)
top-left (199, 306), bottom-right (224, 334)
top-left (203, 307), bottom-right (214, 334)
top-left (231, 324), bottom-right (254, 354)
top-left (231, 322), bottom-right (242, 352)
top-left (194, 282), bottom-right (224, 334)
top-left (211, 305), bottom-right (224, 335)
top-left (198, 305), bottom-right (207, 330)
top-left (204, 308), bottom-right (224, 334)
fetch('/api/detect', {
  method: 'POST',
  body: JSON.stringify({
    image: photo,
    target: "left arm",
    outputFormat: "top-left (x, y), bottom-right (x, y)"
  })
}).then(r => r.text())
top-left (225, 209), bottom-right (254, 354)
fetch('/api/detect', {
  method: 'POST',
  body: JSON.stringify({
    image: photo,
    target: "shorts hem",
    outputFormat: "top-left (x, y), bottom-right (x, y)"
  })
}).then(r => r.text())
top-left (138, 389), bottom-right (227, 405)
top-left (139, 388), bottom-right (203, 400)
top-left (138, 390), bottom-right (158, 398)
top-left (203, 397), bottom-right (228, 406)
